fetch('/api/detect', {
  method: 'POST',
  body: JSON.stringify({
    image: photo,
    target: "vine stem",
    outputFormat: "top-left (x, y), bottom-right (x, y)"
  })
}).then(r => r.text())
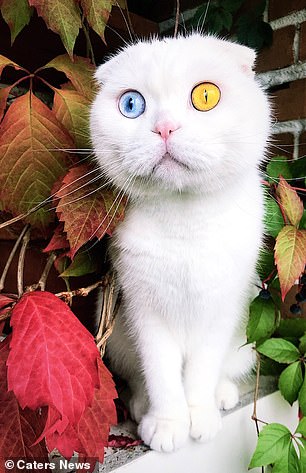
top-left (0, 224), bottom-right (30, 291)
top-left (262, 269), bottom-right (277, 288)
top-left (17, 227), bottom-right (31, 297)
top-left (275, 194), bottom-right (288, 224)
top-left (26, 252), bottom-right (57, 292)
top-left (0, 202), bottom-right (48, 230)
top-left (251, 351), bottom-right (265, 473)
top-left (81, 14), bottom-right (96, 66)
top-left (252, 351), bottom-right (261, 435)
top-left (173, 0), bottom-right (180, 37)
top-left (55, 274), bottom-right (111, 301)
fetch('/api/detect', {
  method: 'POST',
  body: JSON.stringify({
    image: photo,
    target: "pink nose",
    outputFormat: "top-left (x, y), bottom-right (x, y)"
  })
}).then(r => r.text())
top-left (153, 120), bottom-right (180, 141)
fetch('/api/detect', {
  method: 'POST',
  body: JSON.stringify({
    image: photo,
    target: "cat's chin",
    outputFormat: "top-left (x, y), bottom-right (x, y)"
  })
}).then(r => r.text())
top-left (152, 152), bottom-right (191, 173)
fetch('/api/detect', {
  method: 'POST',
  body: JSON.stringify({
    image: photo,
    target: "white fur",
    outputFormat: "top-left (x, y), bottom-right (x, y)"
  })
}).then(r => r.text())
top-left (90, 34), bottom-right (270, 452)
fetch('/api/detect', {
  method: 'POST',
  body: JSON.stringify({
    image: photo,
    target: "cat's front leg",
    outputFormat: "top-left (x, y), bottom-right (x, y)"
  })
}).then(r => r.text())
top-left (184, 341), bottom-right (227, 443)
top-left (134, 312), bottom-right (190, 452)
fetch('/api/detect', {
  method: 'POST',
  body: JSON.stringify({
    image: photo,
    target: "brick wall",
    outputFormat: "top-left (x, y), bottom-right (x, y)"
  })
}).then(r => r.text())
top-left (256, 0), bottom-right (306, 159)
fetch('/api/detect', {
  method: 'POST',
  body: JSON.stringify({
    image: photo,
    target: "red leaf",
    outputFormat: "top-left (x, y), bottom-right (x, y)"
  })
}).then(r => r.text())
top-left (0, 85), bottom-right (13, 122)
top-left (0, 321), bottom-right (5, 334)
top-left (0, 337), bottom-right (49, 462)
top-left (56, 164), bottom-right (126, 257)
top-left (108, 435), bottom-right (143, 448)
top-left (7, 291), bottom-right (100, 424)
top-left (46, 422), bottom-right (84, 459)
top-left (0, 294), bottom-right (15, 310)
top-left (0, 294), bottom-right (16, 318)
top-left (43, 223), bottom-right (70, 253)
top-left (76, 358), bottom-right (117, 462)
top-left (45, 359), bottom-right (117, 463)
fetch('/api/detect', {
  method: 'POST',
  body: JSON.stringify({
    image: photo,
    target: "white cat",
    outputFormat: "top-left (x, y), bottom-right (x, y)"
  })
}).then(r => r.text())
top-left (90, 34), bottom-right (270, 452)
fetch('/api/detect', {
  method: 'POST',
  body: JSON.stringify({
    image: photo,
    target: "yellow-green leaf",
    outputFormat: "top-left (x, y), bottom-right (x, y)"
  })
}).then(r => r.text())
top-left (42, 55), bottom-right (96, 101)
top-left (53, 88), bottom-right (90, 149)
top-left (0, 91), bottom-right (75, 231)
top-left (29, 0), bottom-right (81, 58)
top-left (80, 0), bottom-right (117, 42)
top-left (0, 54), bottom-right (24, 76)
top-left (277, 176), bottom-right (304, 227)
top-left (275, 225), bottom-right (306, 301)
top-left (1, 0), bottom-right (32, 44)
top-left (55, 164), bottom-right (126, 257)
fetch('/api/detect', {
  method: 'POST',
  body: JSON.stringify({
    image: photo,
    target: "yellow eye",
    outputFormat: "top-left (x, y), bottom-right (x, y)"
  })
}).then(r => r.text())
top-left (191, 82), bottom-right (221, 112)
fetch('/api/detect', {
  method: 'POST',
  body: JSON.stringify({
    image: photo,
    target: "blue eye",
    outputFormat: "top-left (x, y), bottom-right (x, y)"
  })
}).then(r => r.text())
top-left (118, 91), bottom-right (146, 118)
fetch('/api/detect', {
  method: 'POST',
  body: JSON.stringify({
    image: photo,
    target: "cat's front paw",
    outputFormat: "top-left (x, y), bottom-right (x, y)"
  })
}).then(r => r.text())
top-left (189, 405), bottom-right (222, 442)
top-left (216, 379), bottom-right (239, 410)
top-left (138, 413), bottom-right (190, 452)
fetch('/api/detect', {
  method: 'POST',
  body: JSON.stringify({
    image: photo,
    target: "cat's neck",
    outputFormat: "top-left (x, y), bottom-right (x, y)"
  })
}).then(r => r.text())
top-left (130, 169), bottom-right (260, 209)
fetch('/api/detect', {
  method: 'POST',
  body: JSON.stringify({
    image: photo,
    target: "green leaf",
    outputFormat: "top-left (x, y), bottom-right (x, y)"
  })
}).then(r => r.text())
top-left (297, 437), bottom-right (306, 472)
top-left (247, 295), bottom-right (276, 343)
top-left (300, 210), bottom-right (306, 230)
top-left (1, 0), bottom-right (32, 44)
top-left (278, 361), bottom-right (303, 405)
top-left (296, 417), bottom-right (306, 437)
top-left (257, 338), bottom-right (300, 363)
top-left (269, 277), bottom-right (282, 309)
top-left (299, 369), bottom-right (306, 416)
top-left (266, 156), bottom-right (292, 183)
top-left (222, 0), bottom-right (244, 13)
top-left (290, 155), bottom-right (306, 179)
top-left (256, 247), bottom-right (276, 280)
top-left (299, 334), bottom-right (306, 354)
top-left (219, 8), bottom-right (233, 30)
top-left (272, 442), bottom-right (302, 473)
top-left (264, 196), bottom-right (284, 238)
top-left (60, 250), bottom-right (99, 277)
top-left (277, 319), bottom-right (306, 340)
top-left (249, 423), bottom-right (292, 469)
top-left (236, 13), bottom-right (273, 49)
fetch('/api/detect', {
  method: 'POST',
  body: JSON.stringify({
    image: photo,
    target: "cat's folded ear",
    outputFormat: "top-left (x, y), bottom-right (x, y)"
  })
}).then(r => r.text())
top-left (223, 41), bottom-right (256, 76)
top-left (94, 56), bottom-right (117, 85)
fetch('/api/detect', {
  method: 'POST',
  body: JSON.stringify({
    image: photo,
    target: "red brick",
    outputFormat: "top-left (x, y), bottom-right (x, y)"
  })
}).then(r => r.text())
top-left (269, 133), bottom-right (294, 159)
top-left (300, 21), bottom-right (306, 61)
top-left (256, 26), bottom-right (295, 73)
top-left (273, 78), bottom-right (306, 121)
top-left (269, 0), bottom-right (306, 21)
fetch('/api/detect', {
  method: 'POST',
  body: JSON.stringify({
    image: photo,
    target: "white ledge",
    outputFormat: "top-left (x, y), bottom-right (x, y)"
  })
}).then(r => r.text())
top-left (97, 377), bottom-right (298, 473)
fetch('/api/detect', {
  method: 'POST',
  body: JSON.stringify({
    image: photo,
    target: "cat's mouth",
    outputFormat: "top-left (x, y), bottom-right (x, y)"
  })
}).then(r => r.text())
top-left (152, 152), bottom-right (191, 174)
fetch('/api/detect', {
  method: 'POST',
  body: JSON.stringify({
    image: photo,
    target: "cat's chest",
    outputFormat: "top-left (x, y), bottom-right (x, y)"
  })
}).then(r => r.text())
top-left (112, 187), bottom-right (261, 280)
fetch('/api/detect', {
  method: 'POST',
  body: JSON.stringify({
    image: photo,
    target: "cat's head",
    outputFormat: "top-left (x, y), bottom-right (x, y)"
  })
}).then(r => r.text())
top-left (90, 34), bottom-right (270, 198)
